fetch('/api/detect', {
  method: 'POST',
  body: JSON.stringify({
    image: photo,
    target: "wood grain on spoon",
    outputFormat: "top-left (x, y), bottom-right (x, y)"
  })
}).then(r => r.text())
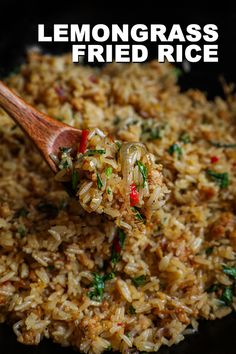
top-left (0, 80), bottom-right (81, 173)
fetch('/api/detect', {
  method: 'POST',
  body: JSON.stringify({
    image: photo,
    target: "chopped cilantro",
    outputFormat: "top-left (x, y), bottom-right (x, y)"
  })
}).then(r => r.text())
top-left (88, 272), bottom-right (115, 302)
top-left (97, 173), bottom-right (103, 190)
top-left (105, 166), bottom-right (113, 178)
top-left (71, 170), bottom-right (79, 191)
top-left (107, 187), bottom-right (112, 195)
top-left (131, 275), bottom-right (147, 287)
top-left (220, 286), bottom-right (233, 306)
top-left (206, 170), bottom-right (229, 189)
top-left (136, 161), bottom-right (148, 188)
top-left (222, 265), bottom-right (236, 280)
top-left (168, 143), bottom-right (182, 158)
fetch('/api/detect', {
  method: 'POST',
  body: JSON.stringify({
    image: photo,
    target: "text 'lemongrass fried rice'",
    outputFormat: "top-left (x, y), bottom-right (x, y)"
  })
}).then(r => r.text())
top-left (0, 51), bottom-right (236, 353)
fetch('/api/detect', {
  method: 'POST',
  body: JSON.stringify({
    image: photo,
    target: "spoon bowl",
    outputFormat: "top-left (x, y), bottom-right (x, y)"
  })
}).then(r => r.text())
top-left (0, 80), bottom-right (81, 173)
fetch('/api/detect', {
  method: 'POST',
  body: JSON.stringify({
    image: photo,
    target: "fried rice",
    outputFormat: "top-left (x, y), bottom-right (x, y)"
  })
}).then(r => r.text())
top-left (0, 51), bottom-right (236, 353)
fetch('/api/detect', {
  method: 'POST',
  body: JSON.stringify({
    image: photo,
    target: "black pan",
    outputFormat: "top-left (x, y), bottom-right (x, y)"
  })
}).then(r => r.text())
top-left (0, 2), bottom-right (235, 353)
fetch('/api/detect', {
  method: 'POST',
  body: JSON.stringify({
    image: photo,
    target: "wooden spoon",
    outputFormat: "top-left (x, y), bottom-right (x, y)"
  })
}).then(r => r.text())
top-left (0, 80), bottom-right (81, 173)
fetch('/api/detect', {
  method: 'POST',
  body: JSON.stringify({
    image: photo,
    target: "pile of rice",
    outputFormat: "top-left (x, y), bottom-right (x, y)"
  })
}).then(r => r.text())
top-left (0, 51), bottom-right (236, 353)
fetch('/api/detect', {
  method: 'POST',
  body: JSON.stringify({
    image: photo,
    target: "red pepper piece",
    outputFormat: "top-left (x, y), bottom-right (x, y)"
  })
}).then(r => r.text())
top-left (79, 130), bottom-right (89, 153)
top-left (130, 183), bottom-right (139, 206)
top-left (113, 237), bottom-right (121, 253)
top-left (211, 156), bottom-right (219, 164)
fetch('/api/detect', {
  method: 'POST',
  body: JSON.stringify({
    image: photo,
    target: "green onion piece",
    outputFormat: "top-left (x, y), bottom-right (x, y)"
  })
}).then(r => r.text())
top-left (222, 265), bottom-right (236, 280)
top-left (220, 286), bottom-right (233, 306)
top-left (132, 207), bottom-right (144, 221)
top-left (168, 143), bottom-right (182, 158)
top-left (97, 173), bottom-right (103, 190)
top-left (136, 161), bottom-right (148, 188)
top-left (115, 141), bottom-right (122, 152)
top-left (72, 170), bottom-right (79, 191)
top-left (105, 166), bottom-right (113, 178)
top-left (107, 187), bottom-right (112, 195)
top-left (206, 170), bottom-right (229, 189)
top-left (210, 142), bottom-right (236, 148)
top-left (131, 275), bottom-right (147, 287)
top-left (84, 149), bottom-right (106, 156)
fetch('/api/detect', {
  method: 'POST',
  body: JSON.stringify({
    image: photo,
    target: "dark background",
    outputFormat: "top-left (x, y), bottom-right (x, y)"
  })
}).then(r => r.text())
top-left (0, 1), bottom-right (236, 353)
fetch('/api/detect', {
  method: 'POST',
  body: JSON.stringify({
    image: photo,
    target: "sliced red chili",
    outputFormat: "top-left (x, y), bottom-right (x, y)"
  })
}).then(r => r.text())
top-left (211, 156), bottom-right (219, 164)
top-left (79, 130), bottom-right (89, 153)
top-left (130, 183), bottom-right (139, 207)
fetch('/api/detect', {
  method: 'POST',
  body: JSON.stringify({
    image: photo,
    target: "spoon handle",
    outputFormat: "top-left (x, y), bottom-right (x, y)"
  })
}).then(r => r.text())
top-left (0, 80), bottom-right (66, 140)
top-left (0, 80), bottom-right (68, 166)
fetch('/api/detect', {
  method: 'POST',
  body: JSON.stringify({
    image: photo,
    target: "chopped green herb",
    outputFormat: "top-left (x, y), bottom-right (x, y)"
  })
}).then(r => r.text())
top-left (59, 147), bottom-right (72, 154)
top-left (179, 132), bottom-right (191, 144)
top-left (85, 149), bottom-right (106, 156)
top-left (222, 265), bottom-right (236, 280)
top-left (18, 225), bottom-right (26, 238)
top-left (47, 265), bottom-right (55, 271)
top-left (107, 187), bottom-right (112, 195)
top-left (111, 228), bottom-right (126, 265)
top-left (150, 127), bottom-right (162, 140)
top-left (132, 207), bottom-right (144, 221)
top-left (88, 272), bottom-right (115, 302)
top-left (71, 170), bottom-right (79, 191)
top-left (206, 170), bottom-right (229, 189)
top-left (141, 121), bottom-right (166, 141)
top-left (206, 284), bottom-right (220, 293)
top-left (60, 160), bottom-right (70, 170)
top-left (105, 166), bottom-right (113, 178)
top-left (14, 207), bottom-right (29, 218)
top-left (205, 247), bottom-right (214, 255)
top-left (128, 305), bottom-right (136, 314)
top-left (210, 142), bottom-right (236, 148)
top-left (136, 161), bottom-right (148, 188)
top-left (220, 286), bottom-right (233, 306)
top-left (173, 67), bottom-right (182, 78)
top-left (113, 117), bottom-right (121, 125)
top-left (168, 143), bottom-right (182, 158)
top-left (131, 275), bottom-right (147, 287)
top-left (97, 173), bottom-right (103, 190)
top-left (115, 141), bottom-right (122, 151)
